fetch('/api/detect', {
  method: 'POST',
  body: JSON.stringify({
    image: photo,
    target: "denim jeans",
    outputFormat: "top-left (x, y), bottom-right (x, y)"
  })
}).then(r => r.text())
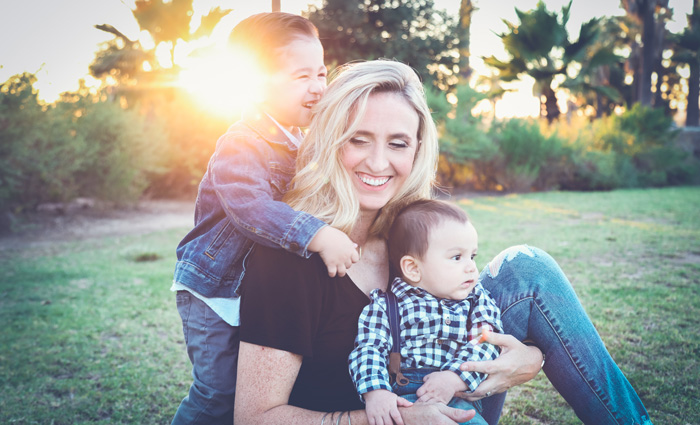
top-left (477, 246), bottom-right (653, 425)
top-left (171, 291), bottom-right (238, 425)
top-left (392, 368), bottom-right (488, 425)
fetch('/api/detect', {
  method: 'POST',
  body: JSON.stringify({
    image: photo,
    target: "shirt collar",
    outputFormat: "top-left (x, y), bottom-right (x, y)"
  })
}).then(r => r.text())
top-left (391, 276), bottom-right (480, 304)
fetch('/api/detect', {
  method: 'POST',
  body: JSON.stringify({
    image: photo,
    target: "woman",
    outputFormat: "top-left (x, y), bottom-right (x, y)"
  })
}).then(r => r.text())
top-left (235, 60), bottom-right (653, 425)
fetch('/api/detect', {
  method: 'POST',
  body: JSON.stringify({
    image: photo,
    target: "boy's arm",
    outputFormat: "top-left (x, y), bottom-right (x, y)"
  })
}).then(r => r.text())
top-left (211, 133), bottom-right (325, 258)
top-left (443, 290), bottom-right (503, 392)
top-left (348, 293), bottom-right (393, 398)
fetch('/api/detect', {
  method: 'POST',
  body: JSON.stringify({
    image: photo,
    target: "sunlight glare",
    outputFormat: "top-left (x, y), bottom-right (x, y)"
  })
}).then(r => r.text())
top-left (178, 45), bottom-right (265, 118)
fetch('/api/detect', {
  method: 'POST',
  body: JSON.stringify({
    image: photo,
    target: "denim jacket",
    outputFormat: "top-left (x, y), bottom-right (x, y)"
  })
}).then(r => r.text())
top-left (173, 110), bottom-right (326, 298)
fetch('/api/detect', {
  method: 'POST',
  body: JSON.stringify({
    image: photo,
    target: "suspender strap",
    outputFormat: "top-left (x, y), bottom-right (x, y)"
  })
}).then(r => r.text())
top-left (383, 290), bottom-right (409, 386)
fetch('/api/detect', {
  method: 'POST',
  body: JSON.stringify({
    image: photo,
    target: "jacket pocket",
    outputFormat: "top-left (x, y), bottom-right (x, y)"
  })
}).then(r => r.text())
top-left (204, 221), bottom-right (235, 260)
top-left (269, 161), bottom-right (295, 197)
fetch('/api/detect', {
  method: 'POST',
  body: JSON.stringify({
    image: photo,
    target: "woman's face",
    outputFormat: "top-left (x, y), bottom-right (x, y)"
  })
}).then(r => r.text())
top-left (341, 91), bottom-right (419, 214)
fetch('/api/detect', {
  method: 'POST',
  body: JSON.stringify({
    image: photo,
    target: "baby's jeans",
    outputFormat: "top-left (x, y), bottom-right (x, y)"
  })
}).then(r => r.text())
top-left (392, 368), bottom-right (488, 425)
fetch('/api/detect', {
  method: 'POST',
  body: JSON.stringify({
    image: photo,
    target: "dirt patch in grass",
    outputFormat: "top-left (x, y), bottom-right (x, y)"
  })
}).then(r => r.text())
top-left (0, 200), bottom-right (195, 257)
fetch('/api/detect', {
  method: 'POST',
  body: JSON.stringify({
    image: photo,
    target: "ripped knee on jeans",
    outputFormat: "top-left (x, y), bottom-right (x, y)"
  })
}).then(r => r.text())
top-left (485, 245), bottom-right (536, 278)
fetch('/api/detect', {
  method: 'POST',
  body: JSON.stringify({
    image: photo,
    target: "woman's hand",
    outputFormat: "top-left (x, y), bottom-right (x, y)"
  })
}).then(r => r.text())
top-left (399, 402), bottom-right (475, 425)
top-left (457, 332), bottom-right (543, 401)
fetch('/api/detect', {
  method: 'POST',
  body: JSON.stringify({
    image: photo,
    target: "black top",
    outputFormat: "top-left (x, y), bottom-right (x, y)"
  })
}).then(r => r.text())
top-left (239, 245), bottom-right (369, 412)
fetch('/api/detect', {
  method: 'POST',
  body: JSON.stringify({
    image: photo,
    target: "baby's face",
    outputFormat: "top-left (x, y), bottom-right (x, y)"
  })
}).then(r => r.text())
top-left (414, 219), bottom-right (479, 301)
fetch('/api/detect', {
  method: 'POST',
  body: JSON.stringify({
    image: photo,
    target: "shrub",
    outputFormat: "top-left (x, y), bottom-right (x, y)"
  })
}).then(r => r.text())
top-left (0, 73), bottom-right (168, 215)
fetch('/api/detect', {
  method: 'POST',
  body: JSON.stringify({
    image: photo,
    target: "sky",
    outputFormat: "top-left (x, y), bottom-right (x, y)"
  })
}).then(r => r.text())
top-left (0, 0), bottom-right (693, 114)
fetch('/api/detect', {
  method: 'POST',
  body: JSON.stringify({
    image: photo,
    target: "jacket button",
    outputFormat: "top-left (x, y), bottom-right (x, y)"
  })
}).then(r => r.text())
top-left (290, 242), bottom-right (300, 251)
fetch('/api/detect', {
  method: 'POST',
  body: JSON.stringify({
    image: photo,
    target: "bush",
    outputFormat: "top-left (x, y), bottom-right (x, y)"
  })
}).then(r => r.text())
top-left (0, 73), bottom-right (168, 215)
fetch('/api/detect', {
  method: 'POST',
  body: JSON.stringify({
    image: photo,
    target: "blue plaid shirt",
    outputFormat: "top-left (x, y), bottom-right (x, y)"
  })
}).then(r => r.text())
top-left (348, 277), bottom-right (503, 397)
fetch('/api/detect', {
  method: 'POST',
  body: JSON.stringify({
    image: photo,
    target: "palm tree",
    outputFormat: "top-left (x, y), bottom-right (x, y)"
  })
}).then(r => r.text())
top-left (620, 0), bottom-right (671, 106)
top-left (484, 1), bottom-right (613, 123)
top-left (91, 0), bottom-right (231, 93)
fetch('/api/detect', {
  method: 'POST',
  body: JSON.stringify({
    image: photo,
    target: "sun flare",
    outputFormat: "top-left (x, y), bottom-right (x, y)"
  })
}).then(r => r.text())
top-left (177, 45), bottom-right (265, 118)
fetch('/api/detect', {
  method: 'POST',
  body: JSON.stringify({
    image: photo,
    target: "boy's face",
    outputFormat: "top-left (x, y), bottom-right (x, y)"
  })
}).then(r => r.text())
top-left (406, 219), bottom-right (479, 301)
top-left (262, 36), bottom-right (326, 129)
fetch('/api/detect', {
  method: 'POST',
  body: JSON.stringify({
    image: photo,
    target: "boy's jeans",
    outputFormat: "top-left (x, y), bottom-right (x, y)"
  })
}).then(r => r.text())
top-left (392, 368), bottom-right (488, 425)
top-left (171, 291), bottom-right (238, 425)
top-left (477, 246), bottom-right (653, 425)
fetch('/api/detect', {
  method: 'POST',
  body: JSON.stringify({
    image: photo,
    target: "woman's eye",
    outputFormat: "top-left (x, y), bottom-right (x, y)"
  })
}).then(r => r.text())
top-left (349, 138), bottom-right (369, 145)
top-left (389, 140), bottom-right (409, 148)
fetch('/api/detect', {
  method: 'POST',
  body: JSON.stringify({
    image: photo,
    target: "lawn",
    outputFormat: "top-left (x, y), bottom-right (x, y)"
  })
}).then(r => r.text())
top-left (1, 187), bottom-right (698, 424)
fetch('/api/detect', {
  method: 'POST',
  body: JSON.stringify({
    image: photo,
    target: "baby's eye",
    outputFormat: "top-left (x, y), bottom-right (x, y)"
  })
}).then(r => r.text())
top-left (296, 74), bottom-right (310, 80)
top-left (451, 254), bottom-right (461, 261)
top-left (471, 253), bottom-right (477, 260)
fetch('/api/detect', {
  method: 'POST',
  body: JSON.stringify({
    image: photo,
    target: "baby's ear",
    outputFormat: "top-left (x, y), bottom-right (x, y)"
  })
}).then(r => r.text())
top-left (400, 255), bottom-right (421, 284)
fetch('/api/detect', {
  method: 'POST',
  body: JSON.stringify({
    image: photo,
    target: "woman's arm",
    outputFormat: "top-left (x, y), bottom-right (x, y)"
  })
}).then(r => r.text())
top-left (456, 332), bottom-right (543, 401)
top-left (235, 342), bottom-right (476, 425)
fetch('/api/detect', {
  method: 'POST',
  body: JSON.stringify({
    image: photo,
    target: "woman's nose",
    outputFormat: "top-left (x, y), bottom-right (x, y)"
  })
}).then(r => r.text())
top-left (366, 144), bottom-right (389, 172)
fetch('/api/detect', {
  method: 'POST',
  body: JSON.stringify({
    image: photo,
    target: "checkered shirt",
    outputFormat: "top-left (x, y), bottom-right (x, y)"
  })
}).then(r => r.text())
top-left (348, 277), bottom-right (503, 398)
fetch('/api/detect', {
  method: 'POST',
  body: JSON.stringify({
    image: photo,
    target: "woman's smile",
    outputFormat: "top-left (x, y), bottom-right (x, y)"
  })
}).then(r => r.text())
top-left (341, 91), bottom-right (419, 214)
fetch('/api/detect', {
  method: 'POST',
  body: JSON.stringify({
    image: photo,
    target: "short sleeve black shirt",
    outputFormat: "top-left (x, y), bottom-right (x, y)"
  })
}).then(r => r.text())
top-left (239, 245), bottom-right (369, 412)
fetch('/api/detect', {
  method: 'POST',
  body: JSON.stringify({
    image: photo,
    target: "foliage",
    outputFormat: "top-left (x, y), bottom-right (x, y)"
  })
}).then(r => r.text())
top-left (432, 86), bottom-right (698, 192)
top-left (306, 0), bottom-right (462, 90)
top-left (429, 86), bottom-right (497, 188)
top-left (0, 73), bottom-right (168, 215)
top-left (484, 1), bottom-right (621, 122)
top-left (670, 4), bottom-right (700, 126)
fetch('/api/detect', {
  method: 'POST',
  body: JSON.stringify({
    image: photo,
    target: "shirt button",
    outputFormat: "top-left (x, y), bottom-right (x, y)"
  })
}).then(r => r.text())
top-left (445, 317), bottom-right (451, 325)
top-left (436, 339), bottom-right (444, 345)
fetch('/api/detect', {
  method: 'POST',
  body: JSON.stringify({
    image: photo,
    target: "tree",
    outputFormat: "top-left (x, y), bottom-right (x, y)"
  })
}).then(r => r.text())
top-left (484, 1), bottom-right (616, 122)
top-left (306, 0), bottom-right (461, 89)
top-left (621, 0), bottom-right (671, 106)
top-left (457, 0), bottom-right (476, 82)
top-left (90, 0), bottom-right (231, 100)
top-left (671, 2), bottom-right (700, 125)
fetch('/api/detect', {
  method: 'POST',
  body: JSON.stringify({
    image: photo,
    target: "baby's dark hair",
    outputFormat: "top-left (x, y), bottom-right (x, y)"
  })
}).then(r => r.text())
top-left (228, 12), bottom-right (319, 72)
top-left (388, 199), bottom-right (470, 276)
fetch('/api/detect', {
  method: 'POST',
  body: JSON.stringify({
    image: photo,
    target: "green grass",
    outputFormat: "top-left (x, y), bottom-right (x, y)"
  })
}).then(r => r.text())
top-left (1, 187), bottom-right (699, 424)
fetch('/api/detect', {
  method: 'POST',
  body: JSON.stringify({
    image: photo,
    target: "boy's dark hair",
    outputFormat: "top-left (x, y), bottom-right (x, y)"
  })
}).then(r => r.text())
top-left (228, 12), bottom-right (319, 72)
top-left (388, 199), bottom-right (470, 276)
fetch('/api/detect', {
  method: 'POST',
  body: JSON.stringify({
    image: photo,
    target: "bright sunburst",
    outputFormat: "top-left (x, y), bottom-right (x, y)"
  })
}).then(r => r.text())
top-left (177, 44), bottom-right (265, 118)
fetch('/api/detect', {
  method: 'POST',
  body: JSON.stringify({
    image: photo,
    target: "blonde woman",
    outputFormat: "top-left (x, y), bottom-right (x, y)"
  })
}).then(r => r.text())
top-left (234, 60), bottom-right (653, 425)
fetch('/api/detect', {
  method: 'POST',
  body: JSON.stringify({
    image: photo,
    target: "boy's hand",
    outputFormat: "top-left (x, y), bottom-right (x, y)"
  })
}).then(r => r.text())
top-left (308, 226), bottom-right (360, 277)
top-left (364, 389), bottom-right (413, 425)
top-left (415, 371), bottom-right (467, 405)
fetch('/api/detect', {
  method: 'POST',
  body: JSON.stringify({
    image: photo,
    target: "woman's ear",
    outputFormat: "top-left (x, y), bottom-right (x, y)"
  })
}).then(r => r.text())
top-left (400, 255), bottom-right (421, 283)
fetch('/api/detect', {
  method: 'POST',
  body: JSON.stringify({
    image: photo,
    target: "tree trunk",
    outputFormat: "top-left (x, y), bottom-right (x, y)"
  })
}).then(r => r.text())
top-left (458, 0), bottom-right (475, 82)
top-left (543, 86), bottom-right (560, 123)
top-left (688, 59), bottom-right (700, 126)
top-left (639, 0), bottom-right (657, 106)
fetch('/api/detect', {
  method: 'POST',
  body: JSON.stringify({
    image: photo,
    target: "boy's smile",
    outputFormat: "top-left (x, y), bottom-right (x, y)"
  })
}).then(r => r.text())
top-left (262, 36), bottom-right (326, 130)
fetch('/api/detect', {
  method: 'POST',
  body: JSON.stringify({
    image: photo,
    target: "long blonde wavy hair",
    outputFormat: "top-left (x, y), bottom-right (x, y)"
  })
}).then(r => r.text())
top-left (284, 60), bottom-right (439, 238)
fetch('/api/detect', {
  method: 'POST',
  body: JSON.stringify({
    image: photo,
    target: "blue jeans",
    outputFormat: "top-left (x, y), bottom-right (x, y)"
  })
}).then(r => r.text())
top-left (477, 246), bottom-right (653, 425)
top-left (392, 368), bottom-right (488, 425)
top-left (171, 291), bottom-right (238, 425)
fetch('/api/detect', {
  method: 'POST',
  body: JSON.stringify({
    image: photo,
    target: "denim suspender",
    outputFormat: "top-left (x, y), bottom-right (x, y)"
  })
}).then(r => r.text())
top-left (383, 290), bottom-right (409, 386)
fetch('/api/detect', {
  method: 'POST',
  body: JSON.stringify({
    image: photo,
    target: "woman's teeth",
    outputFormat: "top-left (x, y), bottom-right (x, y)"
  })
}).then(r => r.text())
top-left (360, 175), bottom-right (390, 186)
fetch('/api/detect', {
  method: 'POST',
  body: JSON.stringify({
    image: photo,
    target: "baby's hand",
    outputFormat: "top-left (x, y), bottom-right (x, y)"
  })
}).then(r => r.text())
top-left (416, 371), bottom-right (467, 405)
top-left (308, 226), bottom-right (359, 277)
top-left (364, 389), bottom-right (413, 425)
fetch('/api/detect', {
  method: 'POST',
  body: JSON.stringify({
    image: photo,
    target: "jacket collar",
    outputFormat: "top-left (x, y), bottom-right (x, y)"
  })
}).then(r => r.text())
top-left (241, 108), bottom-right (300, 149)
